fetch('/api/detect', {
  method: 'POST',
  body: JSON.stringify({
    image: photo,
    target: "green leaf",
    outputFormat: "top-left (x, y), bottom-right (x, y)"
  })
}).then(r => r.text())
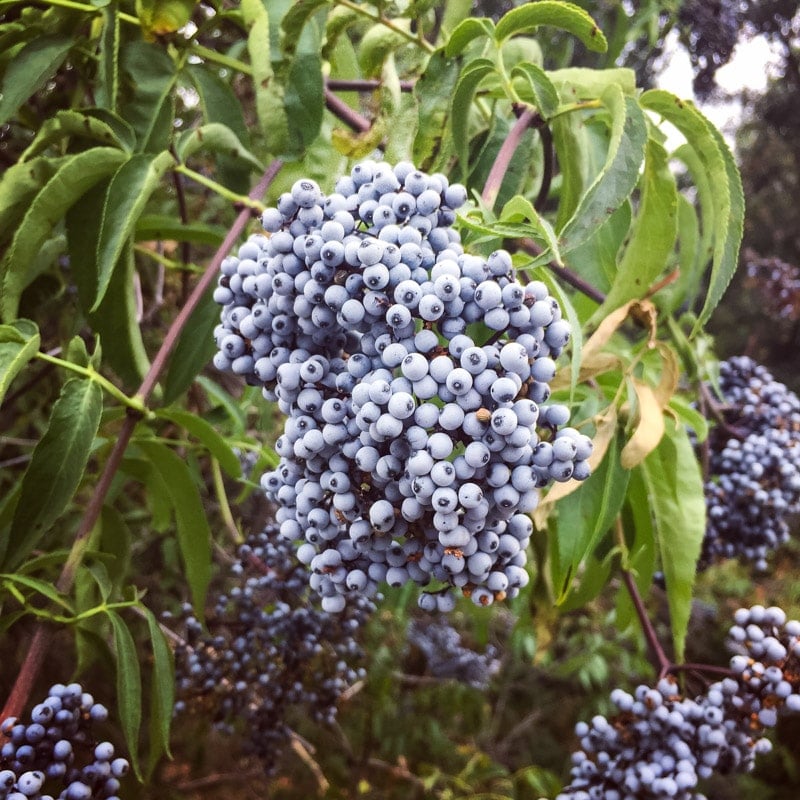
top-left (501, 195), bottom-right (562, 263)
top-left (2, 377), bottom-right (103, 569)
top-left (185, 64), bottom-right (251, 191)
top-left (242, 0), bottom-right (288, 155)
top-left (94, 151), bottom-right (173, 310)
top-left (281, 0), bottom-right (331, 57)
top-left (638, 418), bottom-right (705, 662)
top-left (358, 21), bottom-right (410, 78)
top-left (135, 440), bottom-right (212, 615)
top-left (494, 1), bottom-right (607, 52)
top-left (592, 135), bottom-right (678, 320)
top-left (135, 215), bottom-right (225, 247)
top-left (559, 88), bottom-right (647, 252)
top-left (196, 375), bottom-right (247, 435)
top-left (412, 48), bottom-right (460, 170)
top-left (444, 17), bottom-right (495, 57)
top-left (20, 110), bottom-right (130, 161)
top-left (549, 66), bottom-right (637, 99)
top-left (0, 319), bottom-right (40, 406)
top-left (118, 40), bottom-right (178, 152)
top-left (0, 573), bottom-right (75, 613)
top-left (659, 192), bottom-right (701, 314)
top-left (639, 90), bottom-right (743, 334)
top-left (155, 407), bottom-right (242, 478)
top-left (161, 290), bottom-right (219, 403)
top-left (67, 185), bottom-right (151, 387)
top-left (451, 58), bottom-right (496, 178)
top-left (284, 53), bottom-right (325, 153)
top-left (141, 604), bottom-right (174, 765)
top-left (96, 4), bottom-right (120, 111)
top-left (0, 34), bottom-right (73, 125)
top-left (0, 148), bottom-right (128, 322)
top-left (107, 610), bottom-right (142, 778)
top-left (176, 122), bottom-right (263, 171)
top-left (510, 61), bottom-right (559, 119)
top-left (98, 504), bottom-right (132, 589)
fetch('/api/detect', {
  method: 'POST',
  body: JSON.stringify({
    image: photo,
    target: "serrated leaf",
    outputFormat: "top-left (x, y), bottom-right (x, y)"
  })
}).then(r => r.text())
top-left (451, 58), bottom-right (496, 178)
top-left (140, 605), bottom-right (174, 766)
top-left (176, 122), bottom-right (263, 171)
top-left (444, 17), bottom-right (495, 57)
top-left (501, 195), bottom-right (562, 263)
top-left (413, 48), bottom-right (460, 169)
top-left (592, 136), bottom-right (678, 321)
top-left (67, 186), bottom-right (150, 387)
top-left (559, 87), bottom-right (648, 252)
top-left (0, 148), bottom-right (128, 322)
top-left (553, 434), bottom-right (629, 602)
top-left (118, 40), bottom-right (178, 152)
top-left (284, 52), bottom-right (325, 153)
top-left (2, 378), bottom-right (103, 569)
top-left (93, 151), bottom-right (173, 311)
top-left (107, 610), bottom-right (142, 778)
top-left (155, 407), bottom-right (242, 478)
top-left (135, 440), bottom-right (212, 615)
top-left (510, 61), bottom-right (558, 119)
top-left (20, 110), bottom-right (130, 161)
top-left (98, 504), bottom-right (132, 588)
top-left (96, 4), bottom-right (120, 111)
top-left (494, 1), bottom-right (607, 52)
top-left (639, 419), bottom-right (705, 662)
top-left (639, 90), bottom-right (743, 334)
top-left (0, 34), bottom-right (73, 125)
top-left (0, 319), bottom-right (40, 406)
top-left (620, 379), bottom-right (665, 468)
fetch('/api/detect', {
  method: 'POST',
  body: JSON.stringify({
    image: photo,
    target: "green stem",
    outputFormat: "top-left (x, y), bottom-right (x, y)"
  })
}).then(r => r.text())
top-left (334, 0), bottom-right (435, 52)
top-left (134, 245), bottom-right (204, 275)
top-left (211, 457), bottom-right (243, 545)
top-left (34, 352), bottom-right (149, 415)
top-left (28, 0), bottom-right (139, 24)
top-left (173, 164), bottom-right (266, 213)
top-left (189, 43), bottom-right (253, 76)
top-left (550, 99), bottom-right (603, 120)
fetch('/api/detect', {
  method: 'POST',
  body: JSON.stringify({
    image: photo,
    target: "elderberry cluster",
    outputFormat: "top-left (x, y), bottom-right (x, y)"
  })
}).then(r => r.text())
top-left (170, 524), bottom-right (373, 774)
top-left (0, 683), bottom-right (128, 800)
top-left (211, 160), bottom-right (592, 610)
top-left (701, 356), bottom-right (800, 570)
top-left (557, 605), bottom-right (800, 800)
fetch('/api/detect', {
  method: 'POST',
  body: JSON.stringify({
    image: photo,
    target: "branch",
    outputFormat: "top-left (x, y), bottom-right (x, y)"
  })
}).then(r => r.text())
top-left (1, 161), bottom-right (284, 723)
top-left (324, 89), bottom-right (371, 133)
top-left (326, 78), bottom-right (416, 93)
top-left (620, 568), bottom-right (671, 678)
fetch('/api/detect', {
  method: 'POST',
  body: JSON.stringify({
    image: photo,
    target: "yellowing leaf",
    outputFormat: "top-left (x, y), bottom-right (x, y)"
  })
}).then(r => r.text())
top-left (620, 379), bottom-right (665, 469)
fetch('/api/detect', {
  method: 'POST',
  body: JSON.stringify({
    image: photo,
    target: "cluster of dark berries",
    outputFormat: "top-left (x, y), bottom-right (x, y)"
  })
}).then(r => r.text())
top-left (407, 619), bottom-right (499, 689)
top-left (701, 356), bottom-right (800, 570)
top-left (557, 605), bottom-right (800, 800)
top-left (0, 683), bottom-right (128, 800)
top-left (170, 524), bottom-right (373, 774)
top-left (211, 160), bottom-right (592, 610)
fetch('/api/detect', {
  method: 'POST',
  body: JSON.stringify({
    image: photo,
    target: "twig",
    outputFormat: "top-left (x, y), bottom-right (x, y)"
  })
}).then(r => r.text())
top-left (1, 161), bottom-right (284, 723)
top-left (324, 88), bottom-right (371, 133)
top-left (326, 78), bottom-right (416, 92)
top-left (535, 122), bottom-right (554, 211)
top-left (290, 731), bottom-right (330, 795)
top-left (482, 106), bottom-right (540, 209)
top-left (518, 238), bottom-right (607, 305)
top-left (667, 662), bottom-right (735, 679)
top-left (620, 568), bottom-right (671, 678)
top-left (169, 145), bottom-right (193, 301)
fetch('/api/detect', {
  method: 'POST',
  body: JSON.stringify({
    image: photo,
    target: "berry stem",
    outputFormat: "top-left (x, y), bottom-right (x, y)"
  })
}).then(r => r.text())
top-left (620, 567), bottom-right (672, 678)
top-left (1, 162), bottom-right (284, 723)
top-left (518, 238), bottom-right (607, 304)
top-left (172, 164), bottom-right (267, 214)
top-left (667, 662), bottom-right (735, 679)
top-left (326, 78), bottom-right (416, 92)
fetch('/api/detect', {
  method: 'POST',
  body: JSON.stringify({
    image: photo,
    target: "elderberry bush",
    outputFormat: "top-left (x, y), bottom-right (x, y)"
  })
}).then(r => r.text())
top-left (557, 605), bottom-right (800, 800)
top-left (701, 356), bottom-right (800, 570)
top-left (0, 683), bottom-right (128, 800)
top-left (212, 159), bottom-right (593, 610)
top-left (170, 523), bottom-right (373, 774)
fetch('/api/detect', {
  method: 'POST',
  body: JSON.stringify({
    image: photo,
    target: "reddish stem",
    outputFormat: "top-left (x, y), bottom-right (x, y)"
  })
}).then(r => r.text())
top-left (621, 569), bottom-right (671, 678)
top-left (324, 89), bottom-right (371, 134)
top-left (326, 78), bottom-right (415, 92)
top-left (1, 161), bottom-right (284, 723)
top-left (482, 106), bottom-right (538, 209)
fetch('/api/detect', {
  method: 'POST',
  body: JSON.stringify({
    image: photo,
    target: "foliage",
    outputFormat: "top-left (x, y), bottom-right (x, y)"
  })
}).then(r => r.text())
top-left (0, 0), bottom-right (792, 798)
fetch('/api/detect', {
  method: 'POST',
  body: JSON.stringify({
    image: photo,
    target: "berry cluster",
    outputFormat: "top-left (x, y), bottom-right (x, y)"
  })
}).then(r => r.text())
top-left (407, 619), bottom-right (499, 689)
top-left (701, 356), bottom-right (800, 570)
top-left (170, 524), bottom-right (373, 774)
top-left (558, 605), bottom-right (800, 800)
top-left (211, 160), bottom-right (592, 610)
top-left (0, 684), bottom-right (128, 800)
